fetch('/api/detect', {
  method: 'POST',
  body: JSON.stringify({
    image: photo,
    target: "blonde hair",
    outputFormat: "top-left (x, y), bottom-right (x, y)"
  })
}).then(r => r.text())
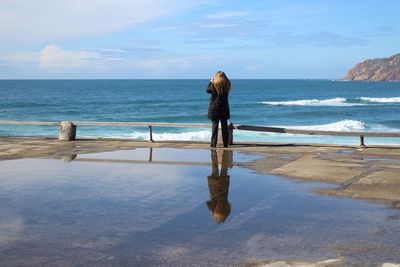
top-left (211, 201), bottom-right (231, 224)
top-left (212, 71), bottom-right (231, 94)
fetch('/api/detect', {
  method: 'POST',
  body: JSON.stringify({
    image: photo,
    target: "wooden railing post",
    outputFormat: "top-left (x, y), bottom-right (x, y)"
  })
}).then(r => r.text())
top-left (229, 122), bottom-right (234, 145)
top-left (148, 125), bottom-right (154, 142)
top-left (360, 135), bottom-right (366, 149)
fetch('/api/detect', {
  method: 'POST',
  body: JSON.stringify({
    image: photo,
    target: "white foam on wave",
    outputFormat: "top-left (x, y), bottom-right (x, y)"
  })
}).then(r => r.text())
top-left (77, 121), bottom-right (400, 145)
top-left (289, 120), bottom-right (366, 132)
top-left (261, 97), bottom-right (361, 106)
top-left (128, 130), bottom-right (211, 141)
top-left (358, 97), bottom-right (400, 103)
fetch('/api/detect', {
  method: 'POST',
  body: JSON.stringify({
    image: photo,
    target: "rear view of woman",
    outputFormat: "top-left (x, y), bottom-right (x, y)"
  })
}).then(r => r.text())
top-left (207, 71), bottom-right (231, 148)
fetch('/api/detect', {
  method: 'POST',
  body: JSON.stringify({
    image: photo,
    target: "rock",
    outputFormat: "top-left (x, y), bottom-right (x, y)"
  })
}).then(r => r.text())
top-left (343, 53), bottom-right (400, 81)
top-left (59, 121), bottom-right (76, 141)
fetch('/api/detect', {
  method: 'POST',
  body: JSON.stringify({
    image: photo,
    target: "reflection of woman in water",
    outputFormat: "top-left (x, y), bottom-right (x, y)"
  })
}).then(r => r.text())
top-left (207, 149), bottom-right (232, 224)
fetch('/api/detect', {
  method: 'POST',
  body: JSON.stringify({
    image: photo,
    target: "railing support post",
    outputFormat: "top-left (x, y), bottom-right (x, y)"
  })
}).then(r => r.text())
top-left (229, 122), bottom-right (234, 145)
top-left (360, 135), bottom-right (366, 149)
top-left (149, 125), bottom-right (154, 142)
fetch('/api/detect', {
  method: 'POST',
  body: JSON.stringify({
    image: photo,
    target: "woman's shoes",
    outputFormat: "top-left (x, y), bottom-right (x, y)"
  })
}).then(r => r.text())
top-left (210, 144), bottom-right (229, 148)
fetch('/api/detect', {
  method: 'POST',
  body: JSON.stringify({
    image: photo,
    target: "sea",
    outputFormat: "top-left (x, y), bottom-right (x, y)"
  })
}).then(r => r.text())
top-left (1, 79), bottom-right (400, 145)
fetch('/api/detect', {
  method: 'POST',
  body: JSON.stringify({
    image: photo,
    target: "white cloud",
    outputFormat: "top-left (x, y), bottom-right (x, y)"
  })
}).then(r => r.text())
top-left (0, 51), bottom-right (40, 64)
top-left (0, 213), bottom-right (24, 247)
top-left (97, 48), bottom-right (127, 53)
top-left (39, 44), bottom-right (104, 68)
top-left (1, 43), bottom-right (223, 77)
top-left (245, 63), bottom-right (263, 71)
top-left (203, 23), bottom-right (237, 29)
top-left (137, 55), bottom-right (218, 76)
top-left (207, 11), bottom-right (249, 19)
top-left (0, 0), bottom-right (197, 42)
top-left (265, 31), bottom-right (368, 48)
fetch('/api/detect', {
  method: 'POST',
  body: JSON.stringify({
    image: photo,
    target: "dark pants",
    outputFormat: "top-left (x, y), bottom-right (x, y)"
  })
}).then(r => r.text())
top-left (211, 118), bottom-right (229, 147)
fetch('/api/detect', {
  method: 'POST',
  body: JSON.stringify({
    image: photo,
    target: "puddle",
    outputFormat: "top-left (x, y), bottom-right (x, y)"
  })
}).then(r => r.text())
top-left (338, 149), bottom-right (355, 155)
top-left (0, 148), bottom-right (399, 266)
top-left (362, 157), bottom-right (400, 163)
top-left (78, 147), bottom-right (263, 163)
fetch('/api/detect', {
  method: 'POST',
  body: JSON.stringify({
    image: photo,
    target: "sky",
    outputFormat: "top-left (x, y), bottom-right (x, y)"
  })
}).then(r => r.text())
top-left (0, 0), bottom-right (399, 79)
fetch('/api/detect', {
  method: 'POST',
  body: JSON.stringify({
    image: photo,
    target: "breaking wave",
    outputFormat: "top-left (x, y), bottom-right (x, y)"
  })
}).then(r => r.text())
top-left (261, 98), bottom-right (362, 106)
top-left (80, 120), bottom-right (400, 141)
top-left (289, 120), bottom-right (366, 132)
top-left (358, 97), bottom-right (400, 103)
top-left (129, 130), bottom-right (211, 141)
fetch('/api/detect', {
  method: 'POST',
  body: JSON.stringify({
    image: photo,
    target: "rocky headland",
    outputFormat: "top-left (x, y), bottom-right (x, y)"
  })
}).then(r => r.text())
top-left (344, 53), bottom-right (400, 81)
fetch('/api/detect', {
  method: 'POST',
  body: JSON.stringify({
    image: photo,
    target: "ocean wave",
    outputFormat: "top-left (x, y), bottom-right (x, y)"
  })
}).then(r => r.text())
top-left (109, 120), bottom-right (375, 141)
top-left (289, 120), bottom-right (366, 132)
top-left (358, 97), bottom-right (400, 103)
top-left (127, 130), bottom-right (211, 141)
top-left (261, 98), bottom-right (362, 106)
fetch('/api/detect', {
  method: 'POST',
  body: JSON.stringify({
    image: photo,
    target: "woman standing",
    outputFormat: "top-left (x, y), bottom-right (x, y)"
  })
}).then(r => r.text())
top-left (207, 71), bottom-right (231, 148)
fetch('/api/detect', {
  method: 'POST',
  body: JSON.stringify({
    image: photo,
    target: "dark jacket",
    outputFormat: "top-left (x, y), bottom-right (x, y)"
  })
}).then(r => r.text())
top-left (207, 82), bottom-right (230, 120)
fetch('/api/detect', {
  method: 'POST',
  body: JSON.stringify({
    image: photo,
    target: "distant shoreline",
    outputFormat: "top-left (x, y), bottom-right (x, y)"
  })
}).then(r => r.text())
top-left (2, 78), bottom-right (398, 81)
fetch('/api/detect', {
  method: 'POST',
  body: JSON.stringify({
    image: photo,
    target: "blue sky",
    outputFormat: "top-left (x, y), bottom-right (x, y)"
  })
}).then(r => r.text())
top-left (0, 0), bottom-right (399, 79)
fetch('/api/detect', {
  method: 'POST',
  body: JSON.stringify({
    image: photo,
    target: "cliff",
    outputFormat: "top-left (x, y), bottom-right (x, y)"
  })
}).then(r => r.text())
top-left (343, 53), bottom-right (400, 81)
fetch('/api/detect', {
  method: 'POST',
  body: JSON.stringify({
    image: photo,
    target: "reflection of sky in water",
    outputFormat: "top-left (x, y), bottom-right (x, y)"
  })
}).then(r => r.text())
top-left (338, 149), bottom-right (355, 155)
top-left (0, 149), bottom-right (399, 266)
top-left (362, 157), bottom-right (400, 163)
top-left (78, 148), bottom-right (263, 163)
